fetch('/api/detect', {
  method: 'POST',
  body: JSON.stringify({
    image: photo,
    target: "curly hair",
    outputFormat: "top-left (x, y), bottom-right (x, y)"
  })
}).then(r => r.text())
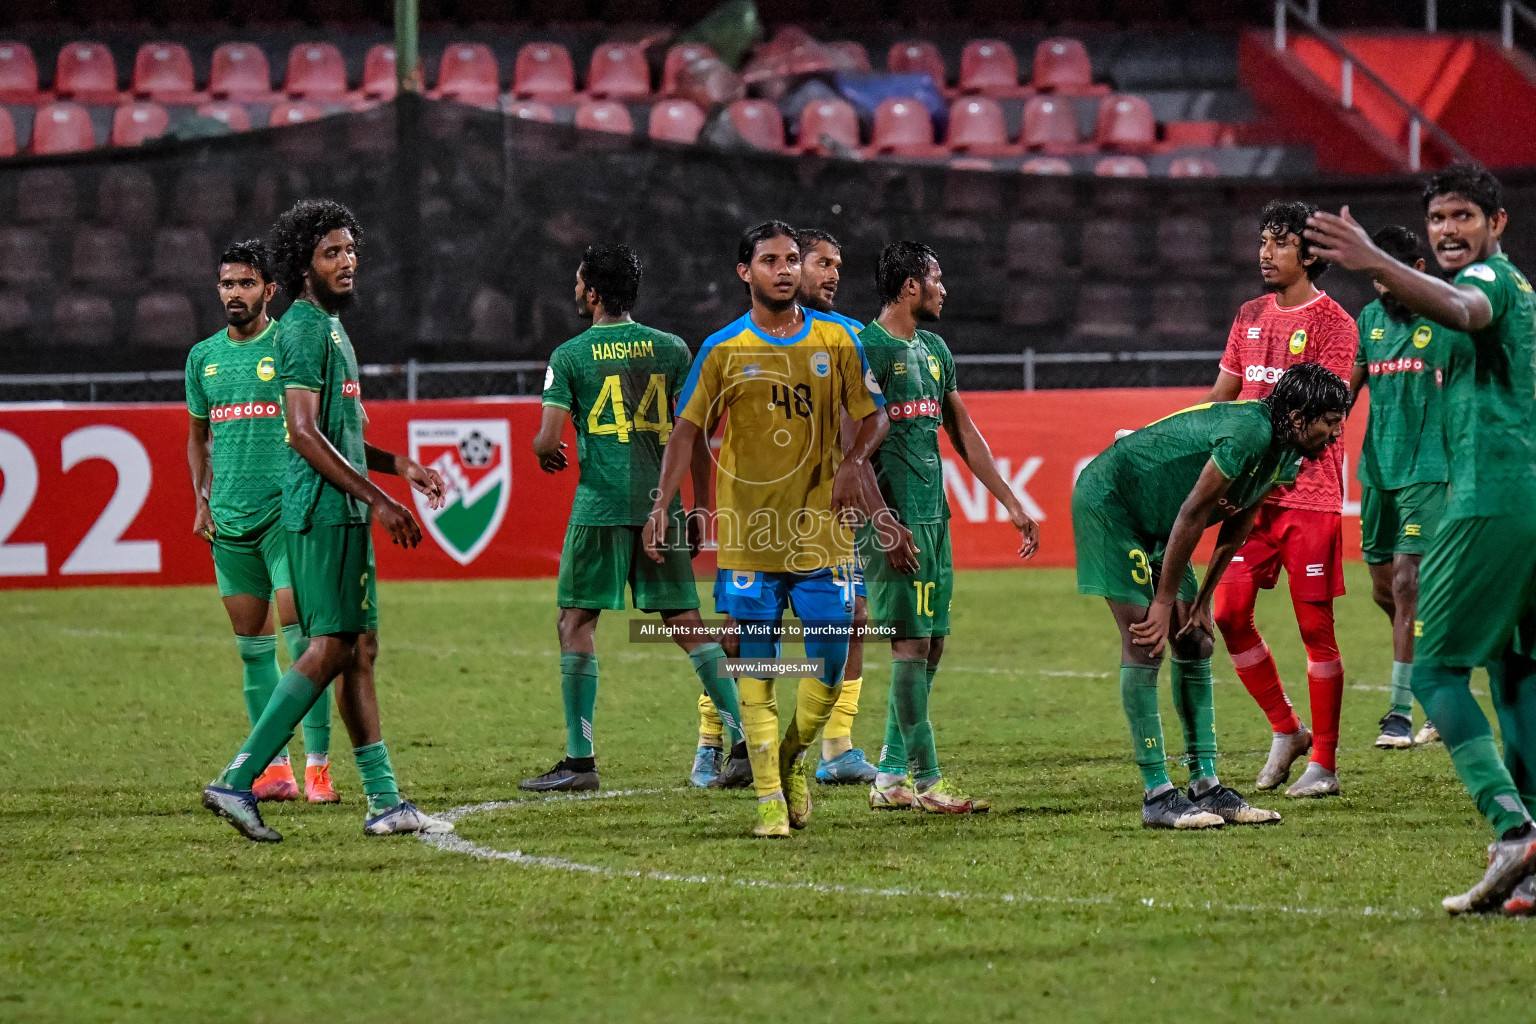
top-left (219, 239), bottom-right (273, 283)
top-left (1260, 199), bottom-right (1328, 281)
top-left (268, 199), bottom-right (362, 296)
top-left (579, 244), bottom-right (642, 315)
top-left (1268, 362), bottom-right (1349, 447)
top-left (1423, 161), bottom-right (1502, 217)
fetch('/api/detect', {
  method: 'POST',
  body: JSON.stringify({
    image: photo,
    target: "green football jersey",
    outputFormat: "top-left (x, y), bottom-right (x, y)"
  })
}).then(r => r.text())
top-left (184, 318), bottom-right (287, 538)
top-left (542, 320), bottom-right (693, 526)
top-left (859, 320), bottom-right (957, 525)
top-left (1354, 299), bottom-right (1458, 489)
top-left (1081, 401), bottom-right (1302, 540)
top-left (277, 300), bottom-right (369, 532)
top-left (1442, 252), bottom-right (1536, 519)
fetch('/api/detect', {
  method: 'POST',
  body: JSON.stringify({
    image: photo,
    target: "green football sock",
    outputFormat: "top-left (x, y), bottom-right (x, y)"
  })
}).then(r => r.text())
top-left (1120, 663), bottom-right (1170, 792)
top-left (354, 741), bottom-right (401, 815)
top-left (890, 657), bottom-right (939, 783)
top-left (877, 690), bottom-right (906, 775)
top-left (280, 622), bottom-right (332, 760)
top-left (560, 652), bottom-right (599, 759)
top-left (219, 668), bottom-right (323, 791)
top-left (235, 634), bottom-right (288, 767)
top-left (1487, 653), bottom-right (1536, 818)
top-left (689, 643), bottom-right (744, 746)
top-left (1171, 657), bottom-right (1218, 783)
top-left (1415, 665), bottom-right (1531, 836)
top-left (1390, 661), bottom-right (1414, 718)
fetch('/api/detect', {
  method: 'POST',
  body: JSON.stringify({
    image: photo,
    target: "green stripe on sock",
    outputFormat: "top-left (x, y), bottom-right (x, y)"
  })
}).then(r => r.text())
top-left (1120, 664), bottom-right (1170, 792)
top-left (560, 652), bottom-right (599, 759)
top-left (221, 668), bottom-right (322, 791)
top-left (689, 643), bottom-right (743, 746)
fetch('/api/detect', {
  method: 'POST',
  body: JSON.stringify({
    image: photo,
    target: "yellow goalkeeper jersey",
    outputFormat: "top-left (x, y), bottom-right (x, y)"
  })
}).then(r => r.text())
top-left (676, 308), bottom-right (885, 573)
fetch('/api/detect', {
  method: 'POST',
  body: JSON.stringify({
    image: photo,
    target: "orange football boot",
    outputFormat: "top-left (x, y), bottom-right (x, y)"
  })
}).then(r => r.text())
top-left (306, 763), bottom-right (340, 803)
top-left (252, 762), bottom-right (300, 801)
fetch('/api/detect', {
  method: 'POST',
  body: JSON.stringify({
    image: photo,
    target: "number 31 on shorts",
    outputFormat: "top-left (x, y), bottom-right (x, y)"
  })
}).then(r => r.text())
top-left (1128, 548), bottom-right (1151, 585)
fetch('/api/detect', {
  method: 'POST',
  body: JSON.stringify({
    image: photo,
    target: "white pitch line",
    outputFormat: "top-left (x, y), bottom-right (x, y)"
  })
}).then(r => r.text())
top-left (417, 788), bottom-right (1423, 920)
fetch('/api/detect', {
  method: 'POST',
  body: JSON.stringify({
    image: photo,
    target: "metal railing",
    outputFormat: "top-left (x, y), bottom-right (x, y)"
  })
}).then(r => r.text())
top-left (0, 351), bottom-right (1225, 402)
top-left (1272, 0), bottom-right (1474, 171)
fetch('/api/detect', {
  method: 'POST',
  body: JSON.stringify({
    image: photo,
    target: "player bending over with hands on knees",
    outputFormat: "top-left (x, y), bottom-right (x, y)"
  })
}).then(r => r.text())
top-left (1307, 163), bottom-right (1536, 915)
top-left (1073, 363), bottom-right (1348, 830)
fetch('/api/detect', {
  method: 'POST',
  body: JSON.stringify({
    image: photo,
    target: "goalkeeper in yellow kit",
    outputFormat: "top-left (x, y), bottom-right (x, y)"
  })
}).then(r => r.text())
top-left (644, 221), bottom-right (889, 837)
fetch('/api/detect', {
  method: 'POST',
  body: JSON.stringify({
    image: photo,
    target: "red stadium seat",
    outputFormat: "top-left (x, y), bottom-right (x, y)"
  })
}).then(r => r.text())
top-left (1021, 95), bottom-right (1079, 154)
top-left (0, 108), bottom-right (14, 157)
top-left (436, 42), bottom-right (500, 107)
top-left (71, 226), bottom-right (135, 288)
top-left (648, 99), bottom-right (705, 145)
top-left (958, 40), bottom-right (1025, 98)
top-left (98, 166), bottom-right (158, 227)
top-left (16, 167), bottom-right (77, 222)
top-left (111, 102), bottom-right (169, 146)
top-left (1002, 281), bottom-right (1060, 327)
top-left (0, 228), bottom-right (51, 287)
top-left (947, 156), bottom-right (994, 173)
top-left (0, 42), bottom-right (41, 103)
top-left (1021, 155), bottom-right (1073, 174)
top-left (887, 40), bottom-right (946, 91)
top-left (131, 42), bottom-right (195, 102)
top-left (363, 44), bottom-right (397, 99)
top-left (1151, 282), bottom-right (1212, 335)
top-left (512, 42), bottom-right (574, 100)
top-left (947, 97), bottom-right (1013, 156)
top-left (132, 292), bottom-right (198, 348)
top-left (585, 42), bottom-right (649, 99)
top-left (30, 102), bottom-right (96, 154)
top-left (1005, 220), bottom-right (1067, 276)
top-left (868, 97), bottom-right (943, 157)
top-left (1156, 215), bottom-right (1215, 268)
top-left (170, 168), bottom-right (236, 228)
top-left (829, 41), bottom-right (871, 72)
top-left (661, 42), bottom-right (715, 96)
top-left (1095, 155), bottom-right (1148, 177)
top-left (727, 99), bottom-right (785, 151)
top-left (54, 295), bottom-right (116, 347)
top-left (508, 100), bottom-right (555, 122)
top-left (268, 101), bottom-right (324, 127)
top-left (1081, 217), bottom-right (1144, 277)
top-left (1163, 121), bottom-right (1221, 148)
top-left (574, 100), bottom-right (632, 135)
top-left (209, 43), bottom-right (274, 101)
top-left (55, 42), bottom-right (120, 103)
top-left (286, 42), bottom-right (349, 101)
top-left (1094, 94), bottom-right (1156, 153)
top-left (795, 97), bottom-right (859, 154)
top-left (1075, 282), bottom-right (1140, 337)
top-left (196, 102), bottom-right (252, 132)
top-left (1032, 37), bottom-right (1105, 95)
top-left (151, 226), bottom-right (211, 284)
top-left (1168, 155), bottom-right (1220, 178)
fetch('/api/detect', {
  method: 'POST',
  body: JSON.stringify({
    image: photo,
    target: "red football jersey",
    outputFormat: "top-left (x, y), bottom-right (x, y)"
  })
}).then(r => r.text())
top-left (1218, 291), bottom-right (1358, 513)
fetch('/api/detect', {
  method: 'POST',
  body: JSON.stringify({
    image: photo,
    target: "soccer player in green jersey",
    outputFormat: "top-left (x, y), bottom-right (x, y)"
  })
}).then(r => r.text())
top-left (186, 240), bottom-right (336, 805)
top-left (202, 199), bottom-right (452, 842)
top-left (855, 241), bottom-right (1039, 814)
top-left (1308, 164), bottom-right (1536, 914)
top-left (1073, 364), bottom-right (1347, 829)
top-left (1348, 225), bottom-right (1463, 750)
top-left (521, 244), bottom-right (747, 793)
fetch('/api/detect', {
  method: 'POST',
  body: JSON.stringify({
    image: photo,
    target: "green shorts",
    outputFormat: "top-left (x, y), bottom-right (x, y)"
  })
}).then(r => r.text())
top-left (556, 519), bottom-right (700, 612)
top-left (857, 520), bottom-right (954, 638)
top-left (1072, 491), bottom-right (1198, 607)
top-left (1360, 482), bottom-right (1445, 564)
top-left (211, 519), bottom-right (291, 599)
top-left (288, 522), bottom-right (379, 637)
top-left (1415, 513), bottom-right (1536, 668)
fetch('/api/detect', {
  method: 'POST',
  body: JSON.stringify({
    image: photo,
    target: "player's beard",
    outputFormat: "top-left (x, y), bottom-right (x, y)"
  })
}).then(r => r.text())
top-left (312, 276), bottom-right (355, 314)
top-left (798, 286), bottom-right (833, 313)
top-left (914, 286), bottom-right (941, 322)
top-left (752, 285), bottom-right (796, 315)
top-left (225, 299), bottom-right (263, 328)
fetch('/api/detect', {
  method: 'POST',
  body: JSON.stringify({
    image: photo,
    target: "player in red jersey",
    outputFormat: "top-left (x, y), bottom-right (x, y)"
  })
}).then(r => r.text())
top-left (1202, 200), bottom-right (1359, 798)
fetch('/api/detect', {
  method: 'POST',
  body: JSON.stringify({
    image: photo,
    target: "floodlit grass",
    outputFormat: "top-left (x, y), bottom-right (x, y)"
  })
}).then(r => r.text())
top-left (3, 566), bottom-right (1533, 1022)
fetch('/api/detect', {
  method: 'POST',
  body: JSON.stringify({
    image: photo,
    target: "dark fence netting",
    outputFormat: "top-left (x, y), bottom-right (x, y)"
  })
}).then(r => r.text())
top-left (2, 96), bottom-right (1534, 401)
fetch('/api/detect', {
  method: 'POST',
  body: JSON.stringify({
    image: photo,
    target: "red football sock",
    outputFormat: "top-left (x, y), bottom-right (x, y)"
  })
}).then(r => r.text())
top-left (1214, 581), bottom-right (1302, 734)
top-left (1297, 598), bottom-right (1343, 772)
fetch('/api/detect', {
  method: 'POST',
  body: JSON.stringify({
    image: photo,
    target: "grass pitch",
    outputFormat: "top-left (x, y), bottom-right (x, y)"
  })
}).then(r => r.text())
top-left (3, 565), bottom-right (1535, 1023)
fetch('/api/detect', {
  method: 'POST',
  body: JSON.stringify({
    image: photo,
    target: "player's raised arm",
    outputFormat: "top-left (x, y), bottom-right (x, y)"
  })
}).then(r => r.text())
top-left (1306, 206), bottom-right (1495, 333)
top-left (941, 390), bottom-right (1038, 559)
top-left (285, 389), bottom-right (420, 548)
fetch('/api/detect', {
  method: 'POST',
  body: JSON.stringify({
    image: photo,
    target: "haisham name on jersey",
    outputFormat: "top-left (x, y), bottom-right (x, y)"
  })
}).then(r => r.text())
top-left (887, 397), bottom-right (941, 420)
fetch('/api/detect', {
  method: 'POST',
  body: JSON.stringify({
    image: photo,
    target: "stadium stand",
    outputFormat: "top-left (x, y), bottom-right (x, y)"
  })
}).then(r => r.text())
top-left (794, 96), bottom-right (859, 154)
top-left (648, 98), bottom-right (705, 144)
top-left (208, 43), bottom-right (273, 101)
top-left (110, 101), bottom-right (169, 146)
top-left (29, 101), bottom-right (95, 153)
top-left (284, 42), bottom-right (349, 101)
top-left (584, 42), bottom-right (649, 99)
top-left (512, 42), bottom-right (575, 101)
top-left (130, 43), bottom-right (196, 103)
top-left (0, 42), bottom-right (40, 103)
top-left (726, 98), bottom-right (784, 150)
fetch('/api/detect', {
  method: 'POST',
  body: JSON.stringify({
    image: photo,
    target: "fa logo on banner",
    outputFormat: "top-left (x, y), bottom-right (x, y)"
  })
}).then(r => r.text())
top-left (407, 419), bottom-right (511, 566)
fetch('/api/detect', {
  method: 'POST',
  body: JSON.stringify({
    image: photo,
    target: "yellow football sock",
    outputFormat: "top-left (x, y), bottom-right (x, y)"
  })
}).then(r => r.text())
top-left (822, 676), bottom-right (862, 740)
top-left (737, 677), bottom-right (782, 799)
top-left (697, 692), bottom-right (724, 747)
top-left (781, 677), bottom-right (841, 768)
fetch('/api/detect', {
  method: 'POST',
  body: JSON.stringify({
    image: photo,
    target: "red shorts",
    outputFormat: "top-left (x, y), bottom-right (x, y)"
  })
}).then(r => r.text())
top-left (1221, 505), bottom-right (1345, 601)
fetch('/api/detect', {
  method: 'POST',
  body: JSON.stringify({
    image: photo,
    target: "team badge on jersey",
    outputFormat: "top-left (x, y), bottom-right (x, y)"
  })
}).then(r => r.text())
top-left (257, 356), bottom-right (276, 381)
top-left (1288, 328), bottom-right (1307, 354)
top-left (408, 419), bottom-right (512, 566)
top-left (927, 354), bottom-right (940, 380)
top-left (812, 351), bottom-right (830, 377)
top-left (1413, 324), bottom-right (1433, 348)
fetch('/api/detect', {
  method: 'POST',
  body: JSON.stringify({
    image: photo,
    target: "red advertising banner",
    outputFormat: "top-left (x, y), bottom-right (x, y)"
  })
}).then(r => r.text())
top-left (0, 390), bottom-right (1369, 590)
